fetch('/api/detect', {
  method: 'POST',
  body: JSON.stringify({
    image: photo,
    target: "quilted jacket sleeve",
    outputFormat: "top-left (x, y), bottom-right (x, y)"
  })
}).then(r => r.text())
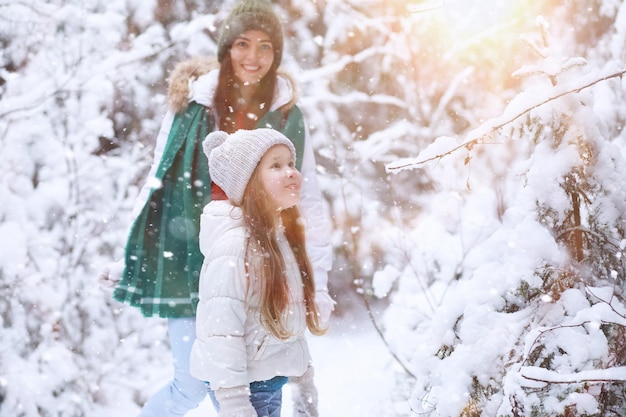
top-left (190, 234), bottom-right (250, 388)
top-left (298, 124), bottom-right (333, 293)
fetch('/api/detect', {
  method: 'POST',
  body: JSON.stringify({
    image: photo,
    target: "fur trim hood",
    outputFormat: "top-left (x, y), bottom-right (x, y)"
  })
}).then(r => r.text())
top-left (167, 56), bottom-right (299, 114)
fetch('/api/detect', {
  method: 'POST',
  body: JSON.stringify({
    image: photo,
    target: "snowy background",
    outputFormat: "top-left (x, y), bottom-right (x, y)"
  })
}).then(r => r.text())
top-left (2, 0), bottom-right (626, 416)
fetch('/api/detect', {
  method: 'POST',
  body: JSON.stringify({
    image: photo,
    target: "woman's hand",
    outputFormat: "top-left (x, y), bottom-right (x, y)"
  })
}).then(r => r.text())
top-left (97, 259), bottom-right (124, 290)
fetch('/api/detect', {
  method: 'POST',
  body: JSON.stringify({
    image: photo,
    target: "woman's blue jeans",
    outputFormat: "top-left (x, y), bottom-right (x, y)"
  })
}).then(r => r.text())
top-left (138, 318), bottom-right (207, 417)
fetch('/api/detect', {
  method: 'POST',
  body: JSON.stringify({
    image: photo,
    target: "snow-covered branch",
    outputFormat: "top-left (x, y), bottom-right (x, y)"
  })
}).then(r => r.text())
top-left (522, 286), bottom-right (626, 363)
top-left (385, 67), bottom-right (626, 173)
top-left (521, 366), bottom-right (626, 386)
top-left (300, 90), bottom-right (406, 108)
top-left (586, 286), bottom-right (626, 323)
top-left (300, 46), bottom-right (400, 82)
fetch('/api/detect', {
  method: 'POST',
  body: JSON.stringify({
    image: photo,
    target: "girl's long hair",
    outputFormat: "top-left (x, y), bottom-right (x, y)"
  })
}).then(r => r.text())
top-left (241, 167), bottom-right (326, 339)
top-left (213, 53), bottom-right (278, 133)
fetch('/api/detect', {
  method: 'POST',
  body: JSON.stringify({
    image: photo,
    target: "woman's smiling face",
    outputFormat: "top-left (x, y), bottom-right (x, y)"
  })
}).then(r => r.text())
top-left (229, 30), bottom-right (275, 86)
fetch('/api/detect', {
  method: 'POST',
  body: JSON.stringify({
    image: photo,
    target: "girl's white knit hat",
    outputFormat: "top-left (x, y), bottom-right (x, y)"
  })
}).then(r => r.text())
top-left (203, 128), bottom-right (296, 205)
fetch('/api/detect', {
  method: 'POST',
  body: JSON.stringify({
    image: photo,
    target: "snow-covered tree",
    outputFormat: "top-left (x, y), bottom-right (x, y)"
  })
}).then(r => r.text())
top-left (375, 2), bottom-right (626, 416)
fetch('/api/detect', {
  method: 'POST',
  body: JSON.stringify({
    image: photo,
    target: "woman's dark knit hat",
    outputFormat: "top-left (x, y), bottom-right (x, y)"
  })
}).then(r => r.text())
top-left (217, 0), bottom-right (283, 67)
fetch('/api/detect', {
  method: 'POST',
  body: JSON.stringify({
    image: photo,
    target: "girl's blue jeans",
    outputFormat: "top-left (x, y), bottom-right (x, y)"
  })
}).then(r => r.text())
top-left (249, 388), bottom-right (283, 417)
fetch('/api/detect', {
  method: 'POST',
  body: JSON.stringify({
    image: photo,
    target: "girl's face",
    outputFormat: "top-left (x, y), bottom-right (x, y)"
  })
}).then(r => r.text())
top-left (229, 30), bottom-right (275, 86)
top-left (257, 145), bottom-right (301, 212)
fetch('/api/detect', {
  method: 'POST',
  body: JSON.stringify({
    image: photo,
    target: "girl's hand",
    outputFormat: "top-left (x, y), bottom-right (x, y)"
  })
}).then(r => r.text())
top-left (215, 386), bottom-right (257, 417)
top-left (290, 366), bottom-right (319, 417)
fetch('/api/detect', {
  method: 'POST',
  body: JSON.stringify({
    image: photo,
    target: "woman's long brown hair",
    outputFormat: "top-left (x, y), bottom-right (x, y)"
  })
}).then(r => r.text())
top-left (213, 53), bottom-right (278, 133)
top-left (241, 166), bottom-right (326, 339)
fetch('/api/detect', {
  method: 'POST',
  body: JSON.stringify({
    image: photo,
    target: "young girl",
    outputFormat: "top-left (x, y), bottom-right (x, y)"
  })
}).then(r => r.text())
top-left (98, 0), bottom-right (333, 415)
top-left (191, 128), bottom-right (326, 417)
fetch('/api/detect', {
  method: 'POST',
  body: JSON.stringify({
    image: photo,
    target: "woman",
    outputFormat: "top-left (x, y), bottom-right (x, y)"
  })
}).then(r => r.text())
top-left (99, 1), bottom-right (333, 415)
top-left (192, 129), bottom-right (326, 417)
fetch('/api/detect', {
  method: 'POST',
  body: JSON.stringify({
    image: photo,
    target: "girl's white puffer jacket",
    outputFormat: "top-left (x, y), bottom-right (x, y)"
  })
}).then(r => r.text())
top-left (190, 200), bottom-right (312, 389)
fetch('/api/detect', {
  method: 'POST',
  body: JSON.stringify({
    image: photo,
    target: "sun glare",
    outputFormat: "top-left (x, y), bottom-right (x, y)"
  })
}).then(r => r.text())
top-left (398, 0), bottom-right (547, 106)
top-left (408, 0), bottom-right (522, 37)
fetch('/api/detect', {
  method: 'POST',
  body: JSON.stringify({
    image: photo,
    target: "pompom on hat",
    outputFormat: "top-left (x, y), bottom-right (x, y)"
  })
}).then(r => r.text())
top-left (203, 129), bottom-right (296, 205)
top-left (217, 0), bottom-right (283, 68)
